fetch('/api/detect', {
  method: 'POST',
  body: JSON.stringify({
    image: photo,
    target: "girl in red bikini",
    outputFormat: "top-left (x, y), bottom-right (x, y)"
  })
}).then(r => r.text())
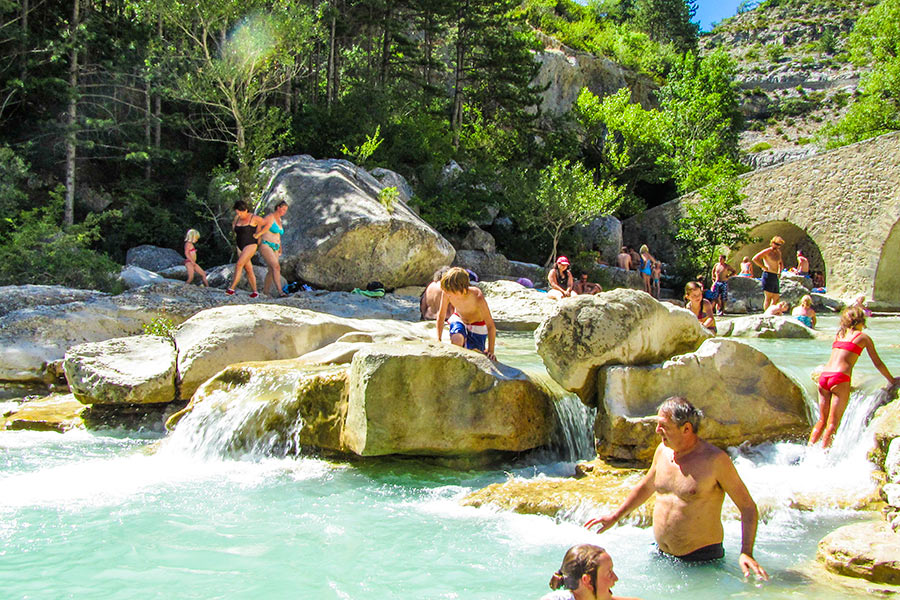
top-left (809, 306), bottom-right (898, 448)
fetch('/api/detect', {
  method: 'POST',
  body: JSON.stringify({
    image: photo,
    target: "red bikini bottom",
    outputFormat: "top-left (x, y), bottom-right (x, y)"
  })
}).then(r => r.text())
top-left (818, 371), bottom-right (850, 392)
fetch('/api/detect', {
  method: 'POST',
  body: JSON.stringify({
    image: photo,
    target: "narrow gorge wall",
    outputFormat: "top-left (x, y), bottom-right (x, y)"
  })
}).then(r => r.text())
top-left (623, 131), bottom-right (900, 304)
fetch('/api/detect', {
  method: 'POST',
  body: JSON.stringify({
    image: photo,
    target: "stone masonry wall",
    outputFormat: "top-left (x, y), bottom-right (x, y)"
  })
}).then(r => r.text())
top-left (624, 131), bottom-right (900, 303)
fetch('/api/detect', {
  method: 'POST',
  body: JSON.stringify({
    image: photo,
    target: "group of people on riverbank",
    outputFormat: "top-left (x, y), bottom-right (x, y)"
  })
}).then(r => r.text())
top-left (180, 201), bottom-right (289, 298)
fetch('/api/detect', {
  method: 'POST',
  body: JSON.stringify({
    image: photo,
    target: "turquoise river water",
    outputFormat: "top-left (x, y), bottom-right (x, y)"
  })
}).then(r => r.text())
top-left (2, 315), bottom-right (899, 599)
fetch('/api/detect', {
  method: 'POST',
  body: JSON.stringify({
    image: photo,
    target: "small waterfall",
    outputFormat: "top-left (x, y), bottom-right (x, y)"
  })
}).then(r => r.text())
top-left (160, 367), bottom-right (316, 461)
top-left (823, 381), bottom-right (894, 463)
top-left (550, 393), bottom-right (596, 462)
top-left (523, 368), bottom-right (596, 462)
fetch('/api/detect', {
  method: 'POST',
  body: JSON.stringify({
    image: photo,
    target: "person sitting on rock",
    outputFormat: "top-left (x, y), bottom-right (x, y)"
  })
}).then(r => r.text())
top-left (792, 295), bottom-right (817, 328)
top-left (616, 247), bottom-right (632, 271)
top-left (541, 544), bottom-right (641, 600)
top-left (420, 266), bottom-right (453, 321)
top-left (684, 281), bottom-right (716, 334)
top-left (548, 256), bottom-right (576, 299)
top-left (789, 249), bottom-right (810, 278)
top-left (573, 272), bottom-right (603, 295)
top-left (436, 267), bottom-right (496, 361)
top-left (585, 397), bottom-right (768, 581)
top-left (628, 247), bottom-right (641, 272)
top-left (764, 301), bottom-right (790, 316)
top-left (738, 256), bottom-right (754, 277)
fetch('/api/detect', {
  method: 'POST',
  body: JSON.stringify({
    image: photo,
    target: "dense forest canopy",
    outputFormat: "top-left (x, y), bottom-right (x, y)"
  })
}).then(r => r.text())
top-left (0, 0), bottom-right (896, 290)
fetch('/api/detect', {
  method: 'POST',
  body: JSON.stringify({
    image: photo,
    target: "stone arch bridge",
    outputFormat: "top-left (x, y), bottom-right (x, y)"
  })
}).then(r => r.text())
top-left (623, 131), bottom-right (900, 307)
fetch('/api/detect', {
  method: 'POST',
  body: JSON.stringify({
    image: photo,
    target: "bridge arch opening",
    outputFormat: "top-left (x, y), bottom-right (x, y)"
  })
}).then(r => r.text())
top-left (873, 218), bottom-right (900, 305)
top-left (729, 221), bottom-right (825, 282)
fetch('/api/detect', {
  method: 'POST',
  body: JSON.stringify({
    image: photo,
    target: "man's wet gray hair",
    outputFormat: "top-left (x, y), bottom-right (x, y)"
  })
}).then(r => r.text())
top-left (658, 396), bottom-right (703, 434)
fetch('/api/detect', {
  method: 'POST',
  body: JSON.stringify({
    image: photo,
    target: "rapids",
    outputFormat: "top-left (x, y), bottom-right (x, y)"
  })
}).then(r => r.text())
top-left (1, 315), bottom-right (898, 599)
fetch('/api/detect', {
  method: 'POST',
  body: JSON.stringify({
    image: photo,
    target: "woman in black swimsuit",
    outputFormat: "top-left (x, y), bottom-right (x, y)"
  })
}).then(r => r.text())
top-left (227, 200), bottom-right (263, 297)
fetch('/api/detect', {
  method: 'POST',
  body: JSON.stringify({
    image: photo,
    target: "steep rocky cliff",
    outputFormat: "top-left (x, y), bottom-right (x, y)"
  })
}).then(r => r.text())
top-left (701, 0), bottom-right (876, 169)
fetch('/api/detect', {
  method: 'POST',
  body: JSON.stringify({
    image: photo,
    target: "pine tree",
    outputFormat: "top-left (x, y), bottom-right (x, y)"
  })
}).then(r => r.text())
top-left (633, 0), bottom-right (699, 53)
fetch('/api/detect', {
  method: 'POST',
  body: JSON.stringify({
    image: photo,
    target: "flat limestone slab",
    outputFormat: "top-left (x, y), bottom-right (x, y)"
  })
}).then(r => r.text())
top-left (2, 394), bottom-right (86, 432)
top-left (818, 520), bottom-right (900, 585)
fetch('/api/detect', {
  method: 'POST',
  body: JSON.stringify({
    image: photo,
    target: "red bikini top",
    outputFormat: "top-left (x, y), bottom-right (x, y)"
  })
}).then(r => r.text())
top-left (832, 333), bottom-right (863, 355)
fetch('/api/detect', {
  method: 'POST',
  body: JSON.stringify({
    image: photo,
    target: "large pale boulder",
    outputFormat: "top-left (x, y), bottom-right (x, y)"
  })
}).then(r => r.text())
top-left (595, 339), bottom-right (809, 464)
top-left (453, 249), bottom-right (512, 280)
top-left (175, 304), bottom-right (428, 399)
top-left (717, 315), bottom-right (815, 338)
top-left (818, 521), bottom-right (900, 584)
top-left (125, 244), bottom-right (184, 272)
top-left (475, 280), bottom-right (555, 330)
top-left (0, 281), bottom-right (423, 383)
top-left (870, 399), bottom-right (900, 471)
top-left (342, 341), bottom-right (556, 456)
top-left (577, 215), bottom-right (622, 264)
top-left (167, 360), bottom-right (349, 456)
top-left (535, 289), bottom-right (712, 399)
top-left (589, 265), bottom-right (644, 291)
top-left (63, 335), bottom-right (177, 405)
top-left (259, 155), bottom-right (455, 290)
top-left (0, 285), bottom-right (108, 318)
top-left (118, 265), bottom-right (168, 289)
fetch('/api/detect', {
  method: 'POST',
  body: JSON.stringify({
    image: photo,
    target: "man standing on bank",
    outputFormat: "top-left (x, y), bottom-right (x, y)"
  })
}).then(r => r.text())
top-left (752, 236), bottom-right (785, 311)
top-left (585, 397), bottom-right (769, 581)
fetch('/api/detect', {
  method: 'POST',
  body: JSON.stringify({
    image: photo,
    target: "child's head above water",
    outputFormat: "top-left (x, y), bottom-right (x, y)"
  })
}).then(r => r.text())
top-left (440, 267), bottom-right (470, 294)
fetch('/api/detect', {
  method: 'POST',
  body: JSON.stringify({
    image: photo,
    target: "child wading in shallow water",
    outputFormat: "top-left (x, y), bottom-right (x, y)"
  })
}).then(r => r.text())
top-left (541, 544), bottom-right (642, 600)
top-left (183, 229), bottom-right (209, 287)
top-left (436, 267), bottom-right (496, 361)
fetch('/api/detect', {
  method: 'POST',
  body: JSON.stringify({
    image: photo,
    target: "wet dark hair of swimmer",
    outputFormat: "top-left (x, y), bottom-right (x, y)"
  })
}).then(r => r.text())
top-left (658, 396), bottom-right (703, 434)
top-left (549, 544), bottom-right (607, 591)
top-left (233, 200), bottom-right (249, 212)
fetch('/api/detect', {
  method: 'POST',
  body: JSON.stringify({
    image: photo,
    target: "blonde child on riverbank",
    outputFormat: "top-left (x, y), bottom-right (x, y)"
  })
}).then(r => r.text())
top-left (183, 229), bottom-right (209, 287)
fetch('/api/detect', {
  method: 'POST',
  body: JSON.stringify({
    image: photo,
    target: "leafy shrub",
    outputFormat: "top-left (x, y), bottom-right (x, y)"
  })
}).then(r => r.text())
top-left (749, 142), bottom-right (772, 152)
top-left (0, 189), bottom-right (123, 292)
top-left (796, 137), bottom-right (812, 145)
top-left (765, 43), bottom-right (786, 62)
top-left (378, 186), bottom-right (399, 214)
top-left (142, 317), bottom-right (176, 340)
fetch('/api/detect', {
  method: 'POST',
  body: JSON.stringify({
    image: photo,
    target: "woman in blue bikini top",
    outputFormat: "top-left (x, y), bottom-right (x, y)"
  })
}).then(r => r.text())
top-left (255, 201), bottom-right (289, 297)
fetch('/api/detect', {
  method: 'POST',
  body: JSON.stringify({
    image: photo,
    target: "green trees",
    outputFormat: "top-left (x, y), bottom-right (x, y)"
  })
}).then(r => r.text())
top-left (674, 166), bottom-right (754, 279)
top-left (826, 0), bottom-right (900, 147)
top-left (526, 159), bottom-right (623, 266)
top-left (138, 0), bottom-right (313, 207)
top-left (633, 0), bottom-right (699, 53)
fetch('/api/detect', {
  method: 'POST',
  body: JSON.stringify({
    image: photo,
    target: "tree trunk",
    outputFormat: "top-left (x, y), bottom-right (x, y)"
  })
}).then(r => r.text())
top-left (144, 76), bottom-right (152, 179)
top-left (326, 13), bottom-right (336, 108)
top-left (20, 0), bottom-right (29, 80)
top-left (64, 0), bottom-right (81, 227)
top-left (379, 4), bottom-right (391, 88)
top-left (450, 7), bottom-right (466, 148)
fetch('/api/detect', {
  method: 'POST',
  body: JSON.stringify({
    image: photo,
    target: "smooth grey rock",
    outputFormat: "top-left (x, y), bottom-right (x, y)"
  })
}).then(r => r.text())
top-left (453, 250), bottom-right (511, 280)
top-left (118, 265), bottom-right (168, 289)
top-left (259, 155), bottom-right (455, 290)
top-left (577, 215), bottom-right (623, 264)
top-left (596, 339), bottom-right (808, 464)
top-left (343, 341), bottom-right (555, 456)
top-left (535, 289), bottom-right (712, 399)
top-left (368, 167), bottom-right (414, 203)
top-left (0, 285), bottom-right (108, 318)
top-left (63, 335), bottom-right (177, 405)
top-left (723, 315), bottom-right (815, 339)
top-left (125, 245), bottom-right (184, 272)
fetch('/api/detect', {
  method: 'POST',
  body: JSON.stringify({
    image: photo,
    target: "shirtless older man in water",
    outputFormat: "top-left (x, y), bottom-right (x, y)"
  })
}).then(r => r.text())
top-left (752, 236), bottom-right (785, 311)
top-left (585, 397), bottom-right (768, 581)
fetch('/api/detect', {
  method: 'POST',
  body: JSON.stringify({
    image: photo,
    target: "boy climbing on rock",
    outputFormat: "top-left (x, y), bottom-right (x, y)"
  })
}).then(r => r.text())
top-left (436, 267), bottom-right (496, 361)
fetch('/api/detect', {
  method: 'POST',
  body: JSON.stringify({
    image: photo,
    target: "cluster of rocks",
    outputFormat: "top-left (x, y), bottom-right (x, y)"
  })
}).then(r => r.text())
top-left (817, 400), bottom-right (900, 585)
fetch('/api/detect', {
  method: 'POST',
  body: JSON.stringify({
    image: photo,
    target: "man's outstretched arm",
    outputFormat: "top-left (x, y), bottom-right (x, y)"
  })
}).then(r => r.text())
top-left (716, 453), bottom-right (769, 581)
top-left (585, 445), bottom-right (660, 534)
